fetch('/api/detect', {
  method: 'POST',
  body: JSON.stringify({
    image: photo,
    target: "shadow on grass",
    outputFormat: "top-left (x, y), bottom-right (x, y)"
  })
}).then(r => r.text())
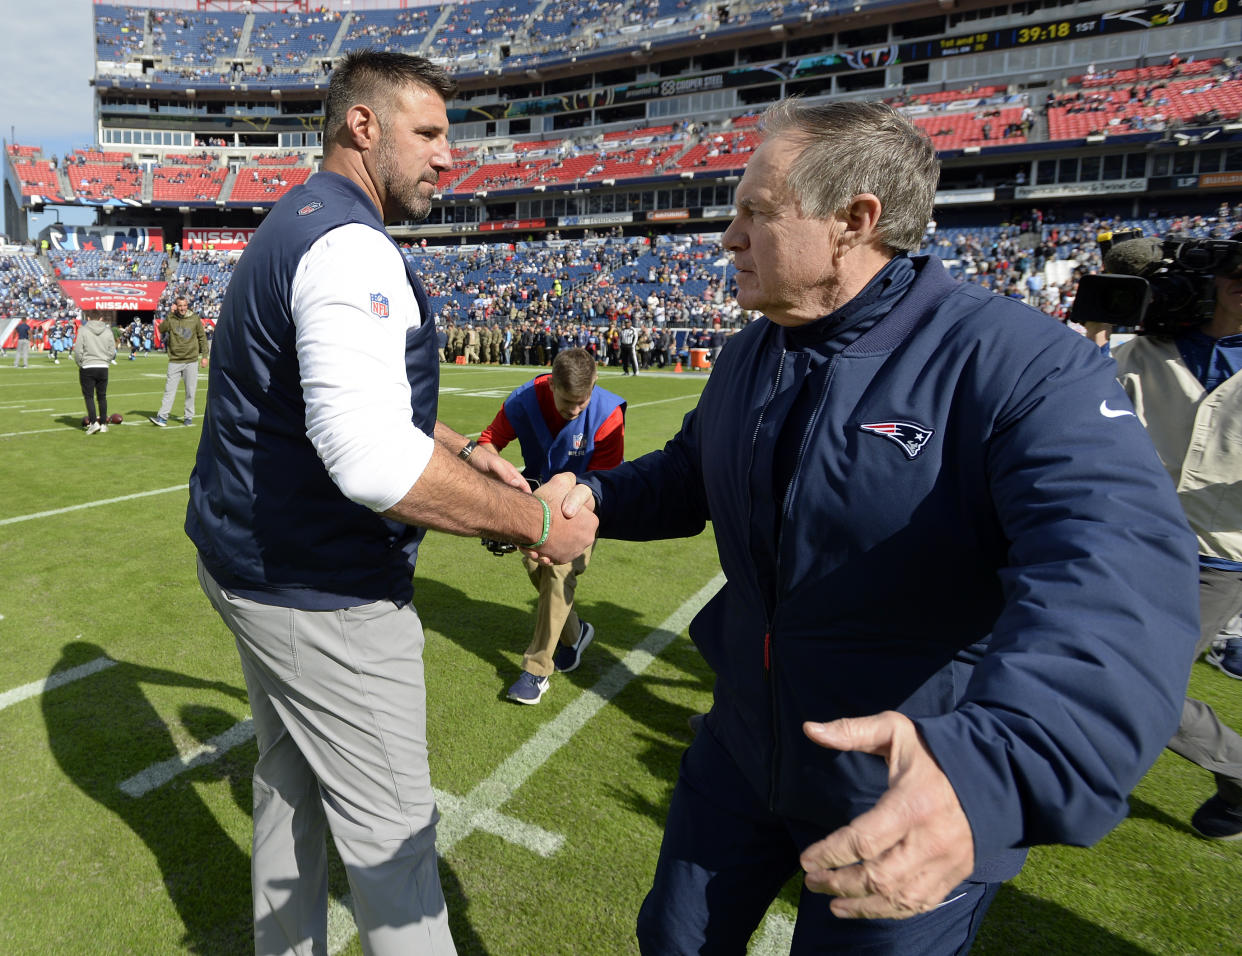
top-left (1126, 794), bottom-right (1200, 838)
top-left (45, 641), bottom-right (492, 954)
top-left (43, 640), bottom-right (253, 953)
top-left (974, 883), bottom-right (1155, 955)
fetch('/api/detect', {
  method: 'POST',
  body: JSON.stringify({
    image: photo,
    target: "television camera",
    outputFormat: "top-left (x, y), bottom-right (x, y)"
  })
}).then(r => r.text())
top-left (1069, 229), bottom-right (1242, 335)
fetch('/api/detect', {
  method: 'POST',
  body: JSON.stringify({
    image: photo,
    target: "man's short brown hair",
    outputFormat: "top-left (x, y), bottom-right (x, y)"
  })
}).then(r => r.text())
top-left (550, 348), bottom-right (597, 396)
top-left (323, 49), bottom-right (456, 156)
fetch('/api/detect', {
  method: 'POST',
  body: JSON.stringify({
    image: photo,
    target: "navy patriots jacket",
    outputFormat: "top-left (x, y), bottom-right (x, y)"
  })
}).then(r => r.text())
top-left (580, 255), bottom-right (1199, 880)
top-left (186, 171), bottom-right (438, 609)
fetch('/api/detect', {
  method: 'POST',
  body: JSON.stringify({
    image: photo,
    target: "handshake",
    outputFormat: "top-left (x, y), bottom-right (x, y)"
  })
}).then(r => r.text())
top-left (508, 472), bottom-right (599, 567)
top-left (459, 443), bottom-right (597, 566)
top-left (483, 476), bottom-right (542, 555)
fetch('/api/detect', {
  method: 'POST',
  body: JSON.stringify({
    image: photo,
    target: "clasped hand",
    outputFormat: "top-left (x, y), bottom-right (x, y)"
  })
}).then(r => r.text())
top-left (524, 472), bottom-right (598, 565)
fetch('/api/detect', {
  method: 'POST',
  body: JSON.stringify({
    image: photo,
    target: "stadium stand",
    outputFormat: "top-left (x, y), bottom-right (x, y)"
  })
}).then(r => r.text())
top-left (63, 151), bottom-right (142, 203)
top-left (152, 163), bottom-right (228, 204)
top-left (247, 10), bottom-right (341, 67)
top-left (47, 249), bottom-right (167, 281)
top-left (12, 159), bottom-right (69, 203)
top-left (342, 7), bottom-right (436, 53)
top-left (94, 3), bottom-right (147, 62)
top-left (227, 166), bottom-right (313, 204)
top-left (148, 9), bottom-right (247, 66)
top-left (2, 0), bottom-right (1239, 330)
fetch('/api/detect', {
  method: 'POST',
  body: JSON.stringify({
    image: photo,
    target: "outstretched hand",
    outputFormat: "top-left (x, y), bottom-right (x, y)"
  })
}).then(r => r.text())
top-left (799, 711), bottom-right (975, 920)
top-left (527, 472), bottom-right (598, 565)
top-left (468, 444), bottom-right (528, 489)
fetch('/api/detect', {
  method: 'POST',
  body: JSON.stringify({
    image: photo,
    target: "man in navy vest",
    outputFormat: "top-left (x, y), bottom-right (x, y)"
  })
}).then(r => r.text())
top-left (185, 51), bottom-right (596, 956)
top-left (477, 348), bottom-right (625, 703)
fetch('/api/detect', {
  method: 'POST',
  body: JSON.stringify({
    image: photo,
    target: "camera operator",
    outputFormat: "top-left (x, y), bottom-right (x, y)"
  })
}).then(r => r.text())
top-left (1083, 230), bottom-right (1242, 840)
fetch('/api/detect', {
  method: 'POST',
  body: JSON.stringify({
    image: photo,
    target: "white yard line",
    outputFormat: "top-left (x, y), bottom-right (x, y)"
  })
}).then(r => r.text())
top-left (0, 655), bottom-right (116, 712)
top-left (433, 571), bottom-right (725, 855)
top-left (0, 427), bottom-right (74, 438)
top-left (750, 913), bottom-right (796, 954)
top-left (119, 719), bottom-right (257, 797)
top-left (3, 573), bottom-right (785, 952)
top-left (0, 485), bottom-right (188, 526)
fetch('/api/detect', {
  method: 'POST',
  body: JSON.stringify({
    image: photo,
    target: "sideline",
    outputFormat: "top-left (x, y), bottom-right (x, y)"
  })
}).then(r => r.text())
top-left (0, 485), bottom-right (188, 527)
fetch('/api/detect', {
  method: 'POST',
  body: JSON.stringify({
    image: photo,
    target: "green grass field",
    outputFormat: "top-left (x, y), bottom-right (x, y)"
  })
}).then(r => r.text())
top-left (0, 354), bottom-right (1238, 955)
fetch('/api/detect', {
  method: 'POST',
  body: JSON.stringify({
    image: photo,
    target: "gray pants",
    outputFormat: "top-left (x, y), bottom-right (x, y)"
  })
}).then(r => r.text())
top-left (197, 558), bottom-right (456, 956)
top-left (14, 340), bottom-right (30, 367)
top-left (1168, 565), bottom-right (1242, 805)
top-left (157, 360), bottom-right (199, 420)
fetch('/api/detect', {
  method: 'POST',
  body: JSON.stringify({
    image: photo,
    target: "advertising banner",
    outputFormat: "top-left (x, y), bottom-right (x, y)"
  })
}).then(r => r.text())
top-left (60, 280), bottom-right (168, 311)
top-left (183, 228), bottom-right (256, 250)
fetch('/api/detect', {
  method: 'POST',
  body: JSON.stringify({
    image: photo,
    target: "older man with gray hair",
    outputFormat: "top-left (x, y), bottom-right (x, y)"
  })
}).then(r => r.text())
top-left (561, 97), bottom-right (1199, 953)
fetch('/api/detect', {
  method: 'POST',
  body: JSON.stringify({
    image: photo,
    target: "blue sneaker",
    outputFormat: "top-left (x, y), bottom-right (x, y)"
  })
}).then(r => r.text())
top-left (1206, 639), bottom-right (1242, 680)
top-left (183, 417), bottom-right (194, 426)
top-left (148, 415), bottom-right (167, 427)
top-left (553, 620), bottom-right (594, 673)
top-left (507, 671), bottom-right (550, 705)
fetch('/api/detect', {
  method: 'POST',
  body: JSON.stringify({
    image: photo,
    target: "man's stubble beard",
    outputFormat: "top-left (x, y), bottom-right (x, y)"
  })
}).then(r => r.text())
top-left (376, 135), bottom-right (434, 222)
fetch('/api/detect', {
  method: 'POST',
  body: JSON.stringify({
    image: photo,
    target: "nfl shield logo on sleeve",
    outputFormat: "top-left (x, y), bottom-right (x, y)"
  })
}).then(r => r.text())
top-left (370, 293), bottom-right (390, 318)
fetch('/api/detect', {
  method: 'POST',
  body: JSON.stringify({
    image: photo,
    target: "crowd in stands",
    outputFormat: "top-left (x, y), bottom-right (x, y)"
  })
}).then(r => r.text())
top-left (4, 206), bottom-right (1242, 357)
top-left (1045, 57), bottom-right (1242, 137)
top-left (16, 58), bottom-right (1242, 211)
top-left (0, 251), bottom-right (80, 326)
top-left (154, 250), bottom-right (239, 321)
top-left (344, 8), bottom-right (436, 51)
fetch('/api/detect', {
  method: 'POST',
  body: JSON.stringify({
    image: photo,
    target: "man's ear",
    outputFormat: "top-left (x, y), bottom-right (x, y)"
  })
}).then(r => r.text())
top-left (838, 193), bottom-right (883, 251)
top-left (345, 103), bottom-right (382, 151)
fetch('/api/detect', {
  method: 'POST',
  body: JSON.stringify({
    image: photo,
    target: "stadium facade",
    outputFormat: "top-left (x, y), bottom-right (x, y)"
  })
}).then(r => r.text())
top-left (3, 0), bottom-right (1241, 247)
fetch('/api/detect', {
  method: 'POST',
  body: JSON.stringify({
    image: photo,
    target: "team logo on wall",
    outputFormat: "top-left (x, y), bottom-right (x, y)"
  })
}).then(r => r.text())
top-left (843, 46), bottom-right (899, 70)
top-left (859, 420), bottom-right (935, 459)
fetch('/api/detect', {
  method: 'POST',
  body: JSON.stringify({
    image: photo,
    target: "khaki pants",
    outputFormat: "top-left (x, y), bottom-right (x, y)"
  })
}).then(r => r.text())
top-left (521, 541), bottom-right (594, 676)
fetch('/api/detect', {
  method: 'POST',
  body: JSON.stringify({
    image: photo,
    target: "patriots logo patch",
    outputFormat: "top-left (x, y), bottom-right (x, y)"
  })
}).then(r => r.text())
top-left (370, 292), bottom-right (390, 318)
top-left (296, 200), bottom-right (323, 216)
top-left (860, 420), bottom-right (935, 459)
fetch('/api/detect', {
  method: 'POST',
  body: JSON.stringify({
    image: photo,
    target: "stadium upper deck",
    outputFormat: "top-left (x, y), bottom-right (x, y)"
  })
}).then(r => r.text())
top-left (3, 0), bottom-right (1240, 244)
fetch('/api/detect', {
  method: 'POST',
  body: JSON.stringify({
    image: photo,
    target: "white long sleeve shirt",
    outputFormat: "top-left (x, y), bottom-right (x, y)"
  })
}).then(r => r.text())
top-left (291, 223), bottom-right (434, 512)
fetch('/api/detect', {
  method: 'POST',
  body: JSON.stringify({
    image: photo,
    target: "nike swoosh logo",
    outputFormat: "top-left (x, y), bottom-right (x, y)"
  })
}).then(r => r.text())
top-left (1099, 400), bottom-right (1135, 419)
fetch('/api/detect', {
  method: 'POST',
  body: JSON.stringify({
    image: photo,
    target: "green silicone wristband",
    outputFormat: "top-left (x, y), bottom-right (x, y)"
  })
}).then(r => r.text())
top-left (522, 496), bottom-right (551, 549)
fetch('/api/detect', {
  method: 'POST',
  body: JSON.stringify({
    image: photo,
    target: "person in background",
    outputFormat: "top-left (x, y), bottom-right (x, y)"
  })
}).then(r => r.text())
top-left (149, 296), bottom-right (208, 427)
top-left (12, 316), bottom-right (31, 367)
top-left (477, 347), bottom-right (625, 704)
top-left (1084, 231), bottom-right (1242, 840)
top-left (73, 308), bottom-right (117, 434)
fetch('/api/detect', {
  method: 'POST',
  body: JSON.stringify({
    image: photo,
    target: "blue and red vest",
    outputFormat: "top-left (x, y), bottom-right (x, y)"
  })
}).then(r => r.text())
top-left (504, 375), bottom-right (625, 484)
